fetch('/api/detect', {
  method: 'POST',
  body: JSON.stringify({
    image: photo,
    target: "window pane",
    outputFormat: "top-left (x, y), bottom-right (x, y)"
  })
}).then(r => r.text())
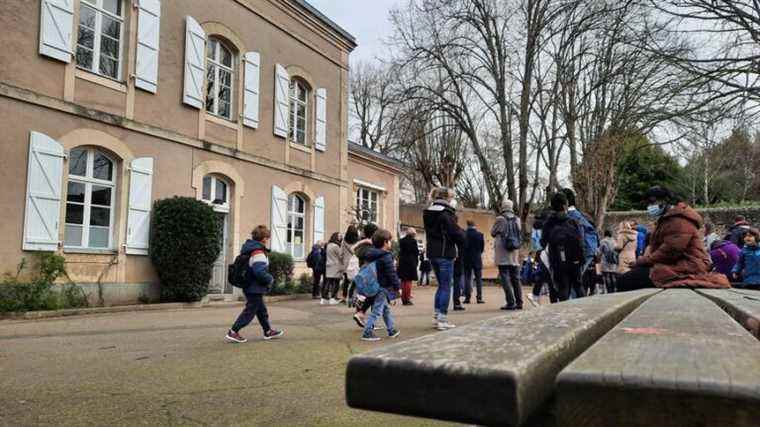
top-left (220, 46), bottom-right (232, 67)
top-left (76, 46), bottom-right (94, 70)
top-left (100, 35), bottom-right (119, 59)
top-left (69, 149), bottom-right (88, 176)
top-left (220, 70), bottom-right (231, 88)
top-left (371, 191), bottom-right (378, 202)
top-left (67, 182), bottom-right (85, 203)
top-left (92, 152), bottom-right (113, 181)
top-left (296, 130), bottom-right (305, 145)
top-left (215, 180), bottom-right (227, 204)
top-left (64, 225), bottom-right (83, 247)
top-left (101, 16), bottom-right (120, 39)
top-left (202, 176), bottom-right (212, 200)
top-left (206, 39), bottom-right (218, 60)
top-left (102, 0), bottom-right (122, 16)
top-left (299, 86), bottom-right (308, 102)
top-left (218, 101), bottom-right (230, 119)
top-left (88, 226), bottom-right (110, 248)
top-left (296, 216), bottom-right (304, 230)
top-left (65, 203), bottom-right (84, 225)
top-left (79, 6), bottom-right (96, 29)
top-left (90, 207), bottom-right (111, 227)
top-left (99, 55), bottom-right (118, 79)
top-left (91, 185), bottom-right (112, 206)
top-left (77, 25), bottom-right (95, 49)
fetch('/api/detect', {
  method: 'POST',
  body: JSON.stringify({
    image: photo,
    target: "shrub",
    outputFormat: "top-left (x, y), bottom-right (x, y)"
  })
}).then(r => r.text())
top-left (268, 251), bottom-right (294, 285)
top-left (297, 273), bottom-right (312, 294)
top-left (150, 197), bottom-right (220, 302)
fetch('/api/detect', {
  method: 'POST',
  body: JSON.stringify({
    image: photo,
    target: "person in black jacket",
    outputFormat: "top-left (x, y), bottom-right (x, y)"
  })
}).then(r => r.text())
top-left (541, 193), bottom-right (585, 302)
top-left (423, 187), bottom-right (465, 331)
top-left (360, 229), bottom-right (401, 342)
top-left (397, 228), bottom-right (420, 305)
top-left (306, 242), bottom-right (324, 299)
top-left (419, 251), bottom-right (432, 286)
top-left (463, 220), bottom-right (485, 304)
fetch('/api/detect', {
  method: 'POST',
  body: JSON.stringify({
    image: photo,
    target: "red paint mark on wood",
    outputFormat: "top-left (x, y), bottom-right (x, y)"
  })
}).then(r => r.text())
top-left (621, 327), bottom-right (667, 335)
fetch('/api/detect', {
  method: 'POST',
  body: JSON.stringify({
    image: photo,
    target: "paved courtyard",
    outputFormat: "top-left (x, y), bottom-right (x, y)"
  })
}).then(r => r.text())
top-left (0, 286), bottom-right (536, 426)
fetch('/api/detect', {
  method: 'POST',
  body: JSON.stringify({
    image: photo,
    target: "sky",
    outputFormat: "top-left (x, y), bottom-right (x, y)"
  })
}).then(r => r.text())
top-left (305, 0), bottom-right (402, 63)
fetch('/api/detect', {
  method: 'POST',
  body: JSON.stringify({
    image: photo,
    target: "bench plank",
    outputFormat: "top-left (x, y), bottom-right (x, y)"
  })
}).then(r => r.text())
top-left (697, 288), bottom-right (760, 338)
top-left (556, 289), bottom-right (760, 427)
top-left (345, 289), bottom-right (659, 427)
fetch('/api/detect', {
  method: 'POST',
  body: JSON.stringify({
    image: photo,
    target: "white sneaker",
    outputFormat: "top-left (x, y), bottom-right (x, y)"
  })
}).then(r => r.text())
top-left (436, 321), bottom-right (456, 331)
top-left (433, 313), bottom-right (440, 326)
top-left (528, 294), bottom-right (538, 304)
top-left (329, 298), bottom-right (339, 305)
top-left (320, 298), bottom-right (327, 305)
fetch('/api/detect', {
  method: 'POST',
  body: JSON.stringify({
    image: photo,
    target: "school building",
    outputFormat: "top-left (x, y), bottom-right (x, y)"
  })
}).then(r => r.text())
top-left (0, 0), bottom-right (400, 304)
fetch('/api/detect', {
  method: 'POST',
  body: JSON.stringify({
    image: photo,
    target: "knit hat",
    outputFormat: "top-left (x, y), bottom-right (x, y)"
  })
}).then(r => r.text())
top-left (502, 199), bottom-right (514, 212)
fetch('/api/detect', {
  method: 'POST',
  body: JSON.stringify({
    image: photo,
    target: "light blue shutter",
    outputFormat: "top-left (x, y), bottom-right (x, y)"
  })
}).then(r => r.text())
top-left (183, 16), bottom-right (205, 108)
top-left (126, 157), bottom-right (154, 255)
top-left (271, 185), bottom-right (288, 252)
top-left (243, 52), bottom-right (261, 128)
top-left (23, 132), bottom-right (65, 251)
top-left (39, 0), bottom-right (74, 62)
top-left (313, 196), bottom-right (325, 244)
top-left (273, 64), bottom-right (290, 138)
top-left (135, 0), bottom-right (161, 93)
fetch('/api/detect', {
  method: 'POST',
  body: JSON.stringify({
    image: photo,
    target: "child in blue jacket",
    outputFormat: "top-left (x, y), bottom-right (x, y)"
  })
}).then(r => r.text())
top-left (360, 229), bottom-right (401, 341)
top-left (732, 228), bottom-right (760, 289)
top-left (225, 225), bottom-right (285, 343)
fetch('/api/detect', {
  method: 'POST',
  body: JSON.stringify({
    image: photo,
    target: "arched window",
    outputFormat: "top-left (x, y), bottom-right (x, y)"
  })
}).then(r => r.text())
top-left (206, 37), bottom-right (235, 120)
top-left (287, 194), bottom-right (306, 259)
top-left (201, 175), bottom-right (230, 213)
top-left (289, 79), bottom-right (309, 145)
top-left (64, 147), bottom-right (116, 249)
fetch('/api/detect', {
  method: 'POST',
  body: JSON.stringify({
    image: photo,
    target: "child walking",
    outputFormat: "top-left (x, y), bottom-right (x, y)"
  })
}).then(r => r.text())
top-left (732, 228), bottom-right (760, 290)
top-left (225, 225), bottom-right (284, 343)
top-left (360, 229), bottom-right (401, 342)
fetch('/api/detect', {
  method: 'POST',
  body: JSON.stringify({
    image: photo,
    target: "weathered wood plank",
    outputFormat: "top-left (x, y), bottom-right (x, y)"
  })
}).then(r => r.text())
top-left (556, 289), bottom-right (760, 427)
top-left (345, 289), bottom-right (659, 427)
top-left (698, 288), bottom-right (760, 339)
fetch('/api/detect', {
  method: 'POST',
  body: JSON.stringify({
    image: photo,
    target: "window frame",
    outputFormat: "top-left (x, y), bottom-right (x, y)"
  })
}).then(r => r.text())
top-left (288, 79), bottom-right (309, 146)
top-left (356, 187), bottom-right (379, 224)
top-left (205, 37), bottom-right (236, 121)
top-left (201, 175), bottom-right (230, 213)
top-left (64, 147), bottom-right (117, 250)
top-left (75, 0), bottom-right (125, 81)
top-left (286, 193), bottom-right (306, 260)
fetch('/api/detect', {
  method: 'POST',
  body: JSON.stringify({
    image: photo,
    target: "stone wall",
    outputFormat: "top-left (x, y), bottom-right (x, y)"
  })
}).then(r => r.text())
top-left (604, 207), bottom-right (760, 235)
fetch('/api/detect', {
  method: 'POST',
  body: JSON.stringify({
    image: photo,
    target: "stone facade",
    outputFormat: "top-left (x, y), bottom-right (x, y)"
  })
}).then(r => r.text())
top-left (0, 0), bottom-right (399, 305)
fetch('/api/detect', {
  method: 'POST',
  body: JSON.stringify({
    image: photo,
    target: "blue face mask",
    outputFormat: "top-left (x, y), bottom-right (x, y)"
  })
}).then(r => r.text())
top-left (646, 204), bottom-right (664, 218)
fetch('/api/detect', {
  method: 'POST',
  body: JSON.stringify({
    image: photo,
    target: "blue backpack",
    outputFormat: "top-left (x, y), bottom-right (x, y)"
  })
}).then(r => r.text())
top-left (353, 261), bottom-right (380, 297)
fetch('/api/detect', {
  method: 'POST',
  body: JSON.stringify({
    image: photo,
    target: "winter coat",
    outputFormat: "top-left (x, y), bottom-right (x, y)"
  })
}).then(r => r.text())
top-left (732, 244), bottom-right (760, 285)
top-left (726, 222), bottom-right (751, 248)
top-left (492, 211), bottom-right (521, 266)
top-left (615, 223), bottom-right (638, 274)
top-left (567, 207), bottom-right (599, 265)
top-left (598, 237), bottom-right (618, 273)
top-left (419, 254), bottom-right (432, 273)
top-left (423, 200), bottom-right (465, 260)
top-left (710, 240), bottom-right (740, 276)
top-left (398, 235), bottom-right (420, 281)
top-left (463, 226), bottom-right (485, 269)
top-left (306, 244), bottom-right (324, 274)
top-left (239, 240), bottom-right (274, 294)
top-left (704, 232), bottom-right (720, 253)
top-left (365, 247), bottom-right (402, 292)
top-left (340, 241), bottom-right (355, 272)
top-left (520, 258), bottom-right (539, 283)
top-left (531, 228), bottom-right (543, 252)
top-left (325, 242), bottom-right (344, 279)
top-left (636, 203), bottom-right (730, 289)
top-left (540, 212), bottom-right (583, 271)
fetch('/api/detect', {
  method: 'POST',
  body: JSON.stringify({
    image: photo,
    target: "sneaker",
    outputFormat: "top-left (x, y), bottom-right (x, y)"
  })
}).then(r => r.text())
top-left (263, 329), bottom-right (285, 340)
top-left (361, 332), bottom-right (381, 342)
top-left (402, 301), bottom-right (414, 306)
top-left (353, 313), bottom-right (366, 328)
top-left (224, 330), bottom-right (247, 343)
top-left (329, 298), bottom-right (339, 305)
top-left (528, 294), bottom-right (538, 304)
top-left (320, 298), bottom-right (328, 305)
top-left (463, 299), bottom-right (471, 304)
top-left (477, 299), bottom-right (485, 304)
top-left (436, 321), bottom-right (456, 331)
top-left (453, 305), bottom-right (465, 311)
top-left (433, 313), bottom-right (440, 326)
top-left (388, 329), bottom-right (401, 338)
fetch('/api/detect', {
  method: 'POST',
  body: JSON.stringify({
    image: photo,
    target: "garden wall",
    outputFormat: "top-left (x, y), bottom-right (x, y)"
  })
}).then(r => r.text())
top-left (604, 207), bottom-right (760, 235)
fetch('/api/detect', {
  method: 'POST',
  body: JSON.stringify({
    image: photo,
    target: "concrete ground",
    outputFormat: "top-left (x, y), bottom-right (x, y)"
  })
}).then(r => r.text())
top-left (0, 286), bottom-right (537, 426)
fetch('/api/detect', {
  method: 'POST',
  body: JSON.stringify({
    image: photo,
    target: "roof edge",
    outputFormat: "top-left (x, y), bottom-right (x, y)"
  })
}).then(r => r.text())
top-left (293, 0), bottom-right (357, 47)
top-left (348, 142), bottom-right (404, 171)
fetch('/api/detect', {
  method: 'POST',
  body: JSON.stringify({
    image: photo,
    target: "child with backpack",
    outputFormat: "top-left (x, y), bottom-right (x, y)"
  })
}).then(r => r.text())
top-left (732, 228), bottom-right (760, 289)
top-left (357, 229), bottom-right (401, 342)
top-left (541, 192), bottom-right (585, 301)
top-left (225, 226), bottom-right (285, 343)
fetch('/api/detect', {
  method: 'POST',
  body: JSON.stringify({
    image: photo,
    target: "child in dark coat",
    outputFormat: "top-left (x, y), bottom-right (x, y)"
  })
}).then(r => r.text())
top-left (360, 229), bottom-right (401, 342)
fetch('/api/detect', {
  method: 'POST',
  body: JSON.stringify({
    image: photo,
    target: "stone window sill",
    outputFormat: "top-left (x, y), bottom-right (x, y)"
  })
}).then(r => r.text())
top-left (289, 142), bottom-right (312, 154)
top-left (63, 248), bottom-right (119, 255)
top-left (75, 69), bottom-right (127, 93)
top-left (205, 113), bottom-right (238, 130)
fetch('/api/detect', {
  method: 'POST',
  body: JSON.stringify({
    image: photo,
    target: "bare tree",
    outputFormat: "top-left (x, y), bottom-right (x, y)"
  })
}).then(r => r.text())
top-left (349, 61), bottom-right (401, 154)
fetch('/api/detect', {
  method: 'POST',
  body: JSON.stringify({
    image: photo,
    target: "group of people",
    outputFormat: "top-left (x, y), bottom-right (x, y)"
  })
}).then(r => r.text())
top-left (223, 184), bottom-right (755, 344)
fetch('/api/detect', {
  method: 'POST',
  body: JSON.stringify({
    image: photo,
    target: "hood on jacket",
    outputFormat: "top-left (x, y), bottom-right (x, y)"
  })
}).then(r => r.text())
top-left (241, 239), bottom-right (267, 255)
top-left (660, 202), bottom-right (703, 229)
top-left (729, 222), bottom-right (751, 232)
top-left (365, 247), bottom-right (389, 262)
top-left (310, 244), bottom-right (321, 252)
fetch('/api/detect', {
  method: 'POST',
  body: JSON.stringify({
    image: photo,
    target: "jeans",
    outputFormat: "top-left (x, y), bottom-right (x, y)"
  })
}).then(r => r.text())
top-left (552, 263), bottom-right (584, 301)
top-left (498, 265), bottom-right (522, 308)
top-left (231, 292), bottom-right (271, 333)
top-left (431, 258), bottom-right (454, 316)
top-left (311, 271), bottom-right (323, 298)
top-left (363, 289), bottom-right (395, 335)
top-left (464, 266), bottom-right (483, 301)
top-left (321, 277), bottom-right (340, 299)
top-left (452, 273), bottom-right (464, 306)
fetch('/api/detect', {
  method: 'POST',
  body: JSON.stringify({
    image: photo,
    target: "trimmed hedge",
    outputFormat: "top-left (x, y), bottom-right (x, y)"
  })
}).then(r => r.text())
top-left (150, 197), bottom-right (220, 302)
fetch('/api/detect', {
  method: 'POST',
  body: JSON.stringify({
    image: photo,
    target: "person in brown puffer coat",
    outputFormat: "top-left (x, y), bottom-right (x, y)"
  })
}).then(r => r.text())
top-left (618, 186), bottom-right (730, 291)
top-left (615, 221), bottom-right (638, 275)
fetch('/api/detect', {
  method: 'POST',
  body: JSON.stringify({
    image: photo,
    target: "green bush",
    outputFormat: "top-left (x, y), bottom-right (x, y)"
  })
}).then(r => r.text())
top-left (297, 273), bottom-right (312, 294)
top-left (0, 253), bottom-right (89, 313)
top-left (150, 197), bottom-right (220, 302)
top-left (268, 251), bottom-right (294, 285)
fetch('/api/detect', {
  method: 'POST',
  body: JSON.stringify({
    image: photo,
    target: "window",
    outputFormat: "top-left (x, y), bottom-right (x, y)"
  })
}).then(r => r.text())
top-left (287, 194), bottom-right (306, 259)
top-left (64, 148), bottom-right (116, 249)
top-left (201, 175), bottom-right (229, 213)
top-left (76, 0), bottom-right (124, 80)
top-left (356, 188), bottom-right (379, 224)
top-left (205, 38), bottom-right (235, 120)
top-left (288, 79), bottom-right (309, 145)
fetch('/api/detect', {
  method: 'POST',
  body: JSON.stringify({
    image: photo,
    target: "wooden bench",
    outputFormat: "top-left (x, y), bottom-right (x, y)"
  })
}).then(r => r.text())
top-left (556, 289), bottom-right (760, 427)
top-left (697, 288), bottom-right (760, 338)
top-left (345, 289), bottom-right (658, 426)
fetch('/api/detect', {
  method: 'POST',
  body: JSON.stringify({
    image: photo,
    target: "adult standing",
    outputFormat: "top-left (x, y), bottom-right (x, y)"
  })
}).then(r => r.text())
top-left (541, 193), bottom-right (585, 301)
top-left (615, 221), bottom-right (638, 275)
top-left (617, 186), bottom-right (730, 291)
top-left (398, 228), bottom-right (420, 306)
top-left (562, 188), bottom-right (600, 281)
top-left (492, 200), bottom-right (523, 310)
top-left (306, 241), bottom-right (324, 299)
top-left (323, 232), bottom-right (343, 305)
top-left (340, 225), bottom-right (360, 304)
top-left (423, 187), bottom-right (465, 330)
top-left (598, 230), bottom-right (619, 293)
top-left (463, 220), bottom-right (485, 304)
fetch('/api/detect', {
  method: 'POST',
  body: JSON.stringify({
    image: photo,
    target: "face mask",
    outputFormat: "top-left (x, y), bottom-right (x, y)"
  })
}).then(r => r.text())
top-left (450, 199), bottom-right (458, 209)
top-left (646, 204), bottom-right (664, 218)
